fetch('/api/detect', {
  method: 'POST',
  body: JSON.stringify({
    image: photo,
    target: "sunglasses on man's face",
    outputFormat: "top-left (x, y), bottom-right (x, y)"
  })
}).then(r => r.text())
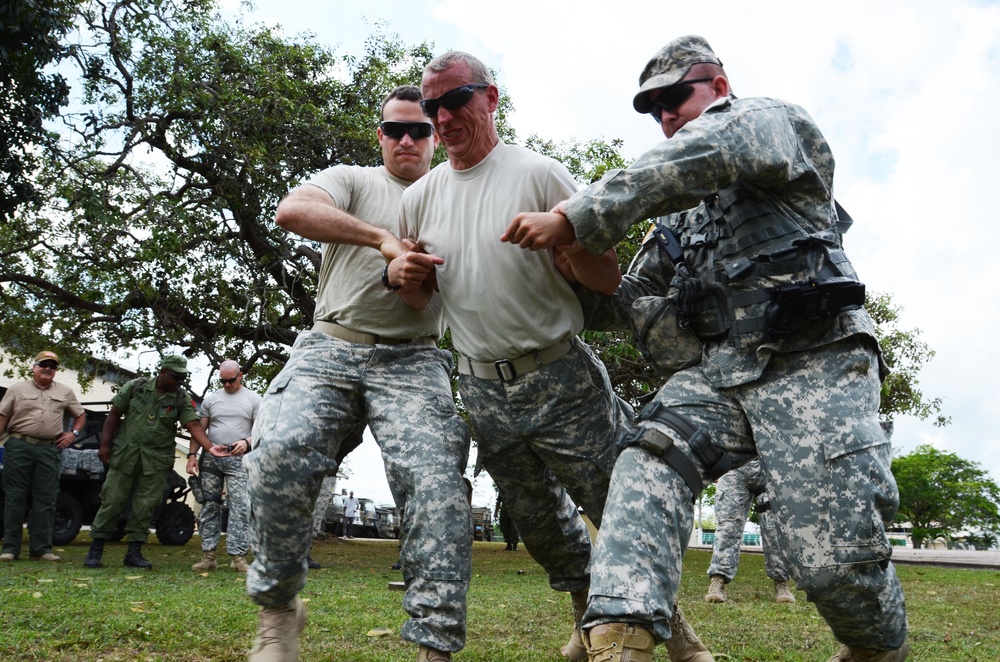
top-left (420, 84), bottom-right (489, 118)
top-left (35, 362), bottom-right (58, 370)
top-left (165, 371), bottom-right (187, 383)
top-left (648, 78), bottom-right (715, 123)
top-left (379, 121), bottom-right (434, 141)
top-left (220, 375), bottom-right (240, 385)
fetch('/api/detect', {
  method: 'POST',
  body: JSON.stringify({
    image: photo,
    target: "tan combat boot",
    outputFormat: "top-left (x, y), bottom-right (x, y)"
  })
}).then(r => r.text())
top-left (249, 597), bottom-right (306, 662)
top-left (704, 575), bottom-right (726, 603)
top-left (230, 554), bottom-right (250, 573)
top-left (827, 642), bottom-right (910, 662)
top-left (665, 603), bottom-right (715, 662)
top-left (561, 587), bottom-right (588, 660)
top-left (416, 644), bottom-right (451, 661)
top-left (191, 551), bottom-right (217, 571)
top-left (584, 623), bottom-right (655, 662)
top-left (773, 579), bottom-right (796, 603)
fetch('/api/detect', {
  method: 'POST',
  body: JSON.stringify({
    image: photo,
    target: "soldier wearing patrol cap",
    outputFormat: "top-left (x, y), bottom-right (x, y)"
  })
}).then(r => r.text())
top-left (505, 35), bottom-right (908, 662)
top-left (0, 350), bottom-right (86, 562)
top-left (83, 354), bottom-right (227, 570)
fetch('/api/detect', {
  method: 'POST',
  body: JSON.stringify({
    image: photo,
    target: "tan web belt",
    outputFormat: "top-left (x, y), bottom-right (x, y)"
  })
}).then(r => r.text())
top-left (313, 320), bottom-right (437, 346)
top-left (457, 338), bottom-right (573, 382)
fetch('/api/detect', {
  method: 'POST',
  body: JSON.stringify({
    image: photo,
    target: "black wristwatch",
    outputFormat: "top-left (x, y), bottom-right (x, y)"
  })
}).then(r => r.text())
top-left (381, 265), bottom-right (401, 291)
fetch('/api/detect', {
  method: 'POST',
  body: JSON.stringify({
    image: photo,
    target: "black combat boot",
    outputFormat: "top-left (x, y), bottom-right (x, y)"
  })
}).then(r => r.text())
top-left (124, 542), bottom-right (152, 569)
top-left (84, 539), bottom-right (105, 568)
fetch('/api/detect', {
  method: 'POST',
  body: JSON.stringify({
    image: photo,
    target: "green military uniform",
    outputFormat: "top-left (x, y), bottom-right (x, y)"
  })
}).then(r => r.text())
top-left (90, 377), bottom-right (197, 542)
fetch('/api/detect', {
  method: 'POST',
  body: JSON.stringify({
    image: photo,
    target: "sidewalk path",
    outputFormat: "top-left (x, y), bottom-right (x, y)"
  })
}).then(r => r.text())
top-left (687, 544), bottom-right (1000, 571)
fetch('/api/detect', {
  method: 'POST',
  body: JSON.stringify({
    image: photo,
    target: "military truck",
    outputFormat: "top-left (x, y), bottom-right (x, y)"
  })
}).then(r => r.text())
top-left (0, 388), bottom-right (196, 546)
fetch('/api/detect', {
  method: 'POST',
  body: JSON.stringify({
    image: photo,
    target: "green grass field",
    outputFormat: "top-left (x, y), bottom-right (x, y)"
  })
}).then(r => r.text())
top-left (0, 536), bottom-right (997, 661)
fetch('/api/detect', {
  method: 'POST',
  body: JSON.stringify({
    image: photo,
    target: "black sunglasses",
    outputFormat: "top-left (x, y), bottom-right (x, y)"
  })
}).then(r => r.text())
top-left (649, 78), bottom-right (715, 122)
top-left (165, 370), bottom-right (187, 383)
top-left (420, 84), bottom-right (489, 118)
top-left (35, 362), bottom-right (59, 370)
top-left (380, 121), bottom-right (434, 141)
top-left (220, 374), bottom-right (240, 385)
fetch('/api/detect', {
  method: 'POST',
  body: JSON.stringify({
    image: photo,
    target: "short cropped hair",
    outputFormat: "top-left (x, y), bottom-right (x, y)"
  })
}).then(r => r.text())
top-left (380, 85), bottom-right (423, 119)
top-left (425, 51), bottom-right (494, 86)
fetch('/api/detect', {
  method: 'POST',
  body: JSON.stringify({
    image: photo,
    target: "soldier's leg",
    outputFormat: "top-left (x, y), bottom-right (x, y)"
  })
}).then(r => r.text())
top-left (125, 468), bottom-right (169, 543)
top-left (244, 332), bottom-right (363, 609)
top-left (197, 456), bottom-right (225, 552)
top-left (759, 510), bottom-right (791, 582)
top-left (460, 373), bottom-right (592, 594)
top-left (2, 439), bottom-right (35, 556)
top-left (220, 456), bottom-right (249, 556)
top-left (27, 444), bottom-right (62, 557)
top-left (90, 465), bottom-right (140, 539)
top-left (747, 338), bottom-right (907, 650)
top-left (585, 365), bottom-right (754, 643)
top-left (706, 465), bottom-right (754, 583)
top-left (367, 344), bottom-right (471, 652)
top-left (311, 475), bottom-right (336, 536)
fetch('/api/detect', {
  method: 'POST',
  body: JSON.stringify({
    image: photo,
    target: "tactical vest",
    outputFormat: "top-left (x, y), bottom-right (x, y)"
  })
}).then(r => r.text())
top-left (666, 181), bottom-right (863, 349)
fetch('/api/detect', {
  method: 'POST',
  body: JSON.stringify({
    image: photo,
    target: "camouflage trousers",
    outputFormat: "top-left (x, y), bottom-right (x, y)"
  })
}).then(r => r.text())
top-left (311, 475), bottom-right (336, 535)
top-left (197, 453), bottom-right (249, 556)
top-left (707, 458), bottom-right (789, 582)
top-left (245, 331), bottom-right (472, 652)
top-left (91, 460), bottom-right (170, 543)
top-left (587, 337), bottom-right (908, 649)
top-left (460, 338), bottom-right (633, 593)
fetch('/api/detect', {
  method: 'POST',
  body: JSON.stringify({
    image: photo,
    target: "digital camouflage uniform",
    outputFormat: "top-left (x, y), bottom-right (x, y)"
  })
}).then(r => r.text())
top-left (568, 91), bottom-right (907, 650)
top-left (90, 378), bottom-right (197, 543)
top-left (245, 331), bottom-right (471, 652)
top-left (708, 458), bottom-right (789, 583)
top-left (196, 454), bottom-right (249, 555)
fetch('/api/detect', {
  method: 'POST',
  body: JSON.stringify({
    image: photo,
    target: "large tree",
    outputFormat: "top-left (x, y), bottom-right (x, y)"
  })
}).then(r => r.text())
top-left (0, 0), bottom-right (630, 393)
top-left (0, 0), bottom-right (80, 220)
top-left (892, 444), bottom-right (1000, 548)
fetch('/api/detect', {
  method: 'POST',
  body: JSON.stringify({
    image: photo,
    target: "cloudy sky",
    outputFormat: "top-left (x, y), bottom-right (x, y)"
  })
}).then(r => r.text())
top-left (224, 0), bottom-right (1000, 507)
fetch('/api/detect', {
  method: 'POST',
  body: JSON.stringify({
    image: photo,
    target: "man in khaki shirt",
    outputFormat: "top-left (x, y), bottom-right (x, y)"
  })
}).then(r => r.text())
top-left (1, 350), bottom-right (86, 562)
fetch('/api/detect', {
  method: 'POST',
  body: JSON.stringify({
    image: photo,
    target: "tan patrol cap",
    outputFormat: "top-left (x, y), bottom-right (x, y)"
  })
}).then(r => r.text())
top-left (633, 35), bottom-right (723, 113)
top-left (34, 350), bottom-right (60, 365)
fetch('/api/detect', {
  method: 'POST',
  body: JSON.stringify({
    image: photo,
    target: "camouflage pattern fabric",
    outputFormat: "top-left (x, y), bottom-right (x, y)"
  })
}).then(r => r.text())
top-left (459, 338), bottom-right (633, 593)
top-left (197, 454), bottom-right (249, 556)
top-left (586, 339), bottom-right (907, 649)
top-left (707, 458), bottom-right (789, 582)
top-left (311, 475), bottom-right (336, 535)
top-left (245, 331), bottom-right (471, 652)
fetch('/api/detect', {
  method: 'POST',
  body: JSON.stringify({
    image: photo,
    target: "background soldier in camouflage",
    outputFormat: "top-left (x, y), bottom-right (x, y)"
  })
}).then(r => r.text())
top-left (244, 86), bottom-right (471, 662)
top-left (505, 35), bottom-right (908, 662)
top-left (84, 355), bottom-right (225, 570)
top-left (188, 359), bottom-right (261, 574)
top-left (704, 459), bottom-right (795, 604)
top-left (0, 350), bottom-right (86, 563)
top-left (389, 51), bottom-right (711, 662)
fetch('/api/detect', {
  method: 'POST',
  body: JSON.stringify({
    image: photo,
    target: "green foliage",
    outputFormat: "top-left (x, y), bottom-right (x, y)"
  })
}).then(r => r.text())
top-left (0, 0), bottom-right (80, 220)
top-left (866, 291), bottom-right (948, 426)
top-left (892, 444), bottom-right (1000, 549)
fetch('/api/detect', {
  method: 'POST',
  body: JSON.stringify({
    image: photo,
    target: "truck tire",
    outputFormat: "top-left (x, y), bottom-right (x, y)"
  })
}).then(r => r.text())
top-left (155, 502), bottom-right (195, 546)
top-left (51, 492), bottom-right (84, 545)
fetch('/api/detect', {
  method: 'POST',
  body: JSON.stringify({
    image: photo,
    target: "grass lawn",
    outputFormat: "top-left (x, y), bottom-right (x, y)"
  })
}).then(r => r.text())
top-left (0, 535), bottom-right (998, 661)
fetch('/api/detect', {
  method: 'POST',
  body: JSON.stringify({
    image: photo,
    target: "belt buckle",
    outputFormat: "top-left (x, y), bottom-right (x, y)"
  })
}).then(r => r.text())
top-left (494, 359), bottom-right (517, 382)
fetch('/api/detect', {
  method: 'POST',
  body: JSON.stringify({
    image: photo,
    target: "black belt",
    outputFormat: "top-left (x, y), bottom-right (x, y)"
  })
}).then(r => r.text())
top-left (313, 320), bottom-right (437, 346)
top-left (456, 338), bottom-right (573, 382)
top-left (9, 433), bottom-right (56, 447)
